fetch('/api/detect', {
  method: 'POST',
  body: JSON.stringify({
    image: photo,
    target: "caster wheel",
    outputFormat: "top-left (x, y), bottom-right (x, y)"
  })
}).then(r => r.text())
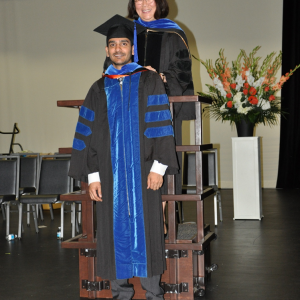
top-left (194, 288), bottom-right (205, 298)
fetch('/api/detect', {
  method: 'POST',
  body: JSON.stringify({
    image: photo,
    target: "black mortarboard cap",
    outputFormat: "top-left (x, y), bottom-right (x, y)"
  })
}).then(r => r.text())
top-left (94, 15), bottom-right (145, 63)
top-left (93, 14), bottom-right (145, 45)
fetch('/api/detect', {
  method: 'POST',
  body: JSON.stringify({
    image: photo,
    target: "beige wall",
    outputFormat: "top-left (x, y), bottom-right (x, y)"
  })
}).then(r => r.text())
top-left (0, 0), bottom-right (283, 187)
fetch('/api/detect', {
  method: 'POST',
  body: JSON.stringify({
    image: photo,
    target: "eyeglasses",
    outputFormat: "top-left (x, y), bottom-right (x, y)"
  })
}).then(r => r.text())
top-left (135, 0), bottom-right (154, 5)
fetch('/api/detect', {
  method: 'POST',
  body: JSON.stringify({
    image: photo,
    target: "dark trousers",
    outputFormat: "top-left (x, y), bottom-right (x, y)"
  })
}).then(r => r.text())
top-left (110, 275), bottom-right (164, 300)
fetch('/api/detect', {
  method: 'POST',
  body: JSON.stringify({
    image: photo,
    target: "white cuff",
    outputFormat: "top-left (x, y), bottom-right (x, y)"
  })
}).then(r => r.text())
top-left (88, 172), bottom-right (100, 185)
top-left (150, 160), bottom-right (168, 176)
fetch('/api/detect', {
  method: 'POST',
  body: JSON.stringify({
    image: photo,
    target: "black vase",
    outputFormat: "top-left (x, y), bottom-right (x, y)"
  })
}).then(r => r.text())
top-left (235, 119), bottom-right (254, 137)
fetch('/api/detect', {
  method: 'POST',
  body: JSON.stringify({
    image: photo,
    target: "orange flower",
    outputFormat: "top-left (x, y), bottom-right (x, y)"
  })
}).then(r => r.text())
top-left (230, 83), bottom-right (237, 89)
top-left (249, 87), bottom-right (257, 96)
top-left (263, 78), bottom-right (269, 85)
top-left (226, 93), bottom-right (232, 98)
top-left (270, 77), bottom-right (275, 84)
top-left (244, 83), bottom-right (249, 89)
top-left (279, 75), bottom-right (289, 84)
top-left (223, 81), bottom-right (231, 92)
top-left (248, 96), bottom-right (258, 105)
top-left (241, 67), bottom-right (249, 80)
top-left (272, 83), bottom-right (282, 91)
top-left (227, 101), bottom-right (233, 108)
top-left (243, 89), bottom-right (248, 95)
top-left (264, 86), bottom-right (270, 92)
top-left (224, 68), bottom-right (231, 78)
top-left (269, 95), bottom-right (276, 101)
top-left (248, 96), bottom-right (254, 102)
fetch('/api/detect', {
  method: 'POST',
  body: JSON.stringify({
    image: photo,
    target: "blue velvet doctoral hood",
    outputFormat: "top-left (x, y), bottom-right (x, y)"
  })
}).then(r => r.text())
top-left (135, 17), bottom-right (183, 32)
top-left (105, 62), bottom-right (143, 75)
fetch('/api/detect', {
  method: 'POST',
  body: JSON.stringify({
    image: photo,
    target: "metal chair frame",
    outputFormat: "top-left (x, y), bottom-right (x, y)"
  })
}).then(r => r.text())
top-left (0, 123), bottom-right (23, 155)
top-left (0, 155), bottom-right (20, 237)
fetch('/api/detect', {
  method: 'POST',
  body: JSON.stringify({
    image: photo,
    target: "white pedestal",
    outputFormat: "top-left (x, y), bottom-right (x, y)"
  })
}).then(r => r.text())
top-left (232, 137), bottom-right (263, 220)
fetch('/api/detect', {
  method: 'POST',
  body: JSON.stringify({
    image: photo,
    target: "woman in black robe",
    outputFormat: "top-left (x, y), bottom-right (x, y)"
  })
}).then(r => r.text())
top-left (127, 0), bottom-right (195, 230)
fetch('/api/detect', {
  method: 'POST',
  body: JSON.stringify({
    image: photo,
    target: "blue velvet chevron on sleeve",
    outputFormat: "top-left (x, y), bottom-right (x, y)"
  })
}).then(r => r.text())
top-left (145, 110), bottom-right (172, 123)
top-left (147, 94), bottom-right (169, 106)
top-left (72, 105), bottom-right (95, 151)
top-left (144, 125), bottom-right (174, 138)
top-left (72, 138), bottom-right (86, 151)
top-left (144, 94), bottom-right (174, 138)
top-left (79, 105), bottom-right (95, 121)
top-left (76, 122), bottom-right (92, 136)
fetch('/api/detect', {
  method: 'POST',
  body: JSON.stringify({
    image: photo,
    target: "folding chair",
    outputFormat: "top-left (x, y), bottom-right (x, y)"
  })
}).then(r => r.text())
top-left (18, 154), bottom-right (72, 238)
top-left (17, 154), bottom-right (41, 227)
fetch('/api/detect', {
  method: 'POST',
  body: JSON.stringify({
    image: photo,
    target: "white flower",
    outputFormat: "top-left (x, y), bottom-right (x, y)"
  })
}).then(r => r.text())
top-left (220, 103), bottom-right (228, 113)
top-left (233, 92), bottom-right (242, 102)
top-left (253, 77), bottom-right (265, 88)
top-left (235, 75), bottom-right (245, 90)
top-left (258, 98), bottom-right (271, 110)
top-left (237, 105), bottom-right (252, 115)
top-left (233, 92), bottom-right (243, 108)
top-left (220, 89), bottom-right (227, 97)
top-left (247, 74), bottom-right (255, 86)
top-left (245, 70), bottom-right (250, 77)
top-left (213, 76), bottom-right (220, 85)
top-left (213, 76), bottom-right (227, 97)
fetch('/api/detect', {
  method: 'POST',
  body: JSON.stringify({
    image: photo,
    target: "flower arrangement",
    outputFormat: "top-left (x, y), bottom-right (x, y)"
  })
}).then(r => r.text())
top-left (194, 46), bottom-right (300, 126)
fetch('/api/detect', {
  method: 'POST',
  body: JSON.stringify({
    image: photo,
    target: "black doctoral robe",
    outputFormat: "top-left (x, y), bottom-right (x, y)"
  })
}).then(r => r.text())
top-left (137, 27), bottom-right (195, 194)
top-left (69, 66), bottom-right (178, 280)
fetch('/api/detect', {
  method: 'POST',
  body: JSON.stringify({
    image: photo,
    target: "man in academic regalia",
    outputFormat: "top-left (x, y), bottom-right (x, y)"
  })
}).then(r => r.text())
top-left (69, 15), bottom-right (178, 300)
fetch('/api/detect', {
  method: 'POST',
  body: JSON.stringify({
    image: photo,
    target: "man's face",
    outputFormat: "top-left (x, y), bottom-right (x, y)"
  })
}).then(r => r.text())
top-left (105, 38), bottom-right (134, 70)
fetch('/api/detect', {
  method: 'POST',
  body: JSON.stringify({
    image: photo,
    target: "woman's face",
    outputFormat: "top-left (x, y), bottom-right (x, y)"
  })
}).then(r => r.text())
top-left (135, 0), bottom-right (157, 22)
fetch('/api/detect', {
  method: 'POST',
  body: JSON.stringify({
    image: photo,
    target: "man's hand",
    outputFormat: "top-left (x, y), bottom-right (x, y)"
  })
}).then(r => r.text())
top-left (147, 172), bottom-right (163, 191)
top-left (89, 182), bottom-right (103, 202)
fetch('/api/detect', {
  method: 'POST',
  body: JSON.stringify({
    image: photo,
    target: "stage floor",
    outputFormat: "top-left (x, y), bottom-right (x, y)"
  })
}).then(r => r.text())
top-left (1, 189), bottom-right (300, 300)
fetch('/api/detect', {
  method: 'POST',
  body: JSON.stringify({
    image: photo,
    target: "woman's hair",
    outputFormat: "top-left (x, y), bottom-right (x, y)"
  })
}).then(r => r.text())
top-left (127, 0), bottom-right (169, 20)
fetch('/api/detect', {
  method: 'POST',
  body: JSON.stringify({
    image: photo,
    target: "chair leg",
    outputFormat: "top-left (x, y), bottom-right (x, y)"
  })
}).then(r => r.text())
top-left (71, 203), bottom-right (76, 237)
top-left (39, 205), bottom-right (44, 221)
top-left (217, 191), bottom-right (223, 222)
top-left (18, 203), bottom-right (23, 238)
top-left (5, 203), bottom-right (10, 236)
top-left (49, 204), bottom-right (54, 220)
top-left (36, 204), bottom-right (39, 219)
top-left (77, 204), bottom-right (82, 225)
top-left (1, 204), bottom-right (6, 221)
top-left (60, 202), bottom-right (64, 240)
top-left (26, 204), bottom-right (30, 226)
top-left (214, 194), bottom-right (218, 226)
top-left (31, 205), bottom-right (39, 234)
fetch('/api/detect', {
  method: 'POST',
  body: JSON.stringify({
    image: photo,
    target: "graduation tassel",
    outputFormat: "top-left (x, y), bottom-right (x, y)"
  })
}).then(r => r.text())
top-left (134, 23), bottom-right (139, 63)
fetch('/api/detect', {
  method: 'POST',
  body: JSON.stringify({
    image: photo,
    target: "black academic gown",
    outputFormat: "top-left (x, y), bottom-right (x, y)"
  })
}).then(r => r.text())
top-left (137, 27), bottom-right (195, 194)
top-left (69, 69), bottom-right (178, 280)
